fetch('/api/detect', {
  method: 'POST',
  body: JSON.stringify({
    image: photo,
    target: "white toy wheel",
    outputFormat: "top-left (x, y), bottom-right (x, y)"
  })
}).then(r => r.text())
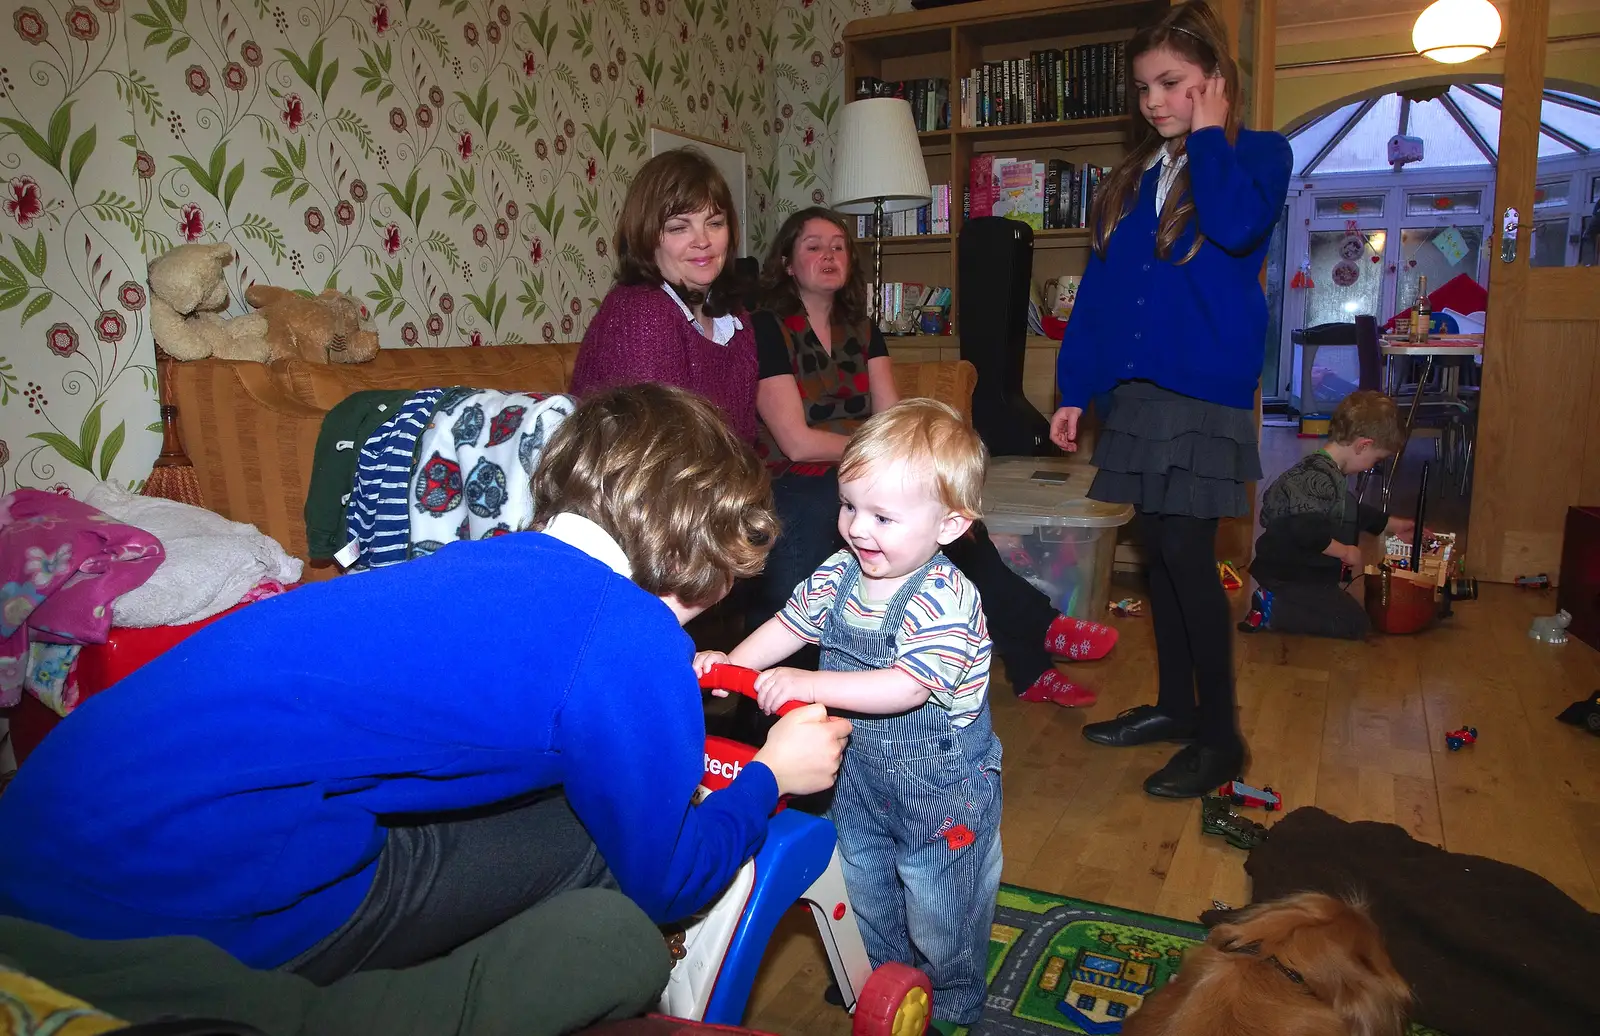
top-left (851, 961), bottom-right (933, 1036)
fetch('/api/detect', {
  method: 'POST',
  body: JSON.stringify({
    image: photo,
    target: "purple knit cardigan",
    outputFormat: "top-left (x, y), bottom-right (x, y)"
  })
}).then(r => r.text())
top-left (572, 283), bottom-right (760, 444)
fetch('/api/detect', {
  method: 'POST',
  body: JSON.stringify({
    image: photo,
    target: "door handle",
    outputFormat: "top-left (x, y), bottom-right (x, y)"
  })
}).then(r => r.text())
top-left (1500, 206), bottom-right (1519, 263)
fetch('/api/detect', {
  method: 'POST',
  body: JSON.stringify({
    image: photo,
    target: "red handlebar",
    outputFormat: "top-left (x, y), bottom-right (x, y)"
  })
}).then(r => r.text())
top-left (698, 663), bottom-right (806, 717)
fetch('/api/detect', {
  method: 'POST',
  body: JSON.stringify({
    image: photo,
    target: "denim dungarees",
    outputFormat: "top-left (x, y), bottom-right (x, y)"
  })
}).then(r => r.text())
top-left (820, 553), bottom-right (1002, 1025)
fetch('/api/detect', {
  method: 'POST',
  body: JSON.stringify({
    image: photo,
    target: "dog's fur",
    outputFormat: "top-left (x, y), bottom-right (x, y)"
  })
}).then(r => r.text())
top-left (1120, 893), bottom-right (1411, 1036)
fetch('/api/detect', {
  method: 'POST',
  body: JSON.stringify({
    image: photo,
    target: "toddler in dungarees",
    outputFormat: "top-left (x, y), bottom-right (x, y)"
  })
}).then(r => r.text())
top-left (696, 398), bottom-right (1001, 1034)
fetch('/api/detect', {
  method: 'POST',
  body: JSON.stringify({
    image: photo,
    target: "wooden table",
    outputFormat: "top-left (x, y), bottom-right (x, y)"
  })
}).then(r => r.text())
top-left (1372, 338), bottom-right (1484, 507)
top-left (1380, 338), bottom-right (1483, 400)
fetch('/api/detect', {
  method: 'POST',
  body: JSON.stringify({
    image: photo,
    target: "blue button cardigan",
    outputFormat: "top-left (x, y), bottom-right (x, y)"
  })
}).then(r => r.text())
top-left (1055, 126), bottom-right (1293, 411)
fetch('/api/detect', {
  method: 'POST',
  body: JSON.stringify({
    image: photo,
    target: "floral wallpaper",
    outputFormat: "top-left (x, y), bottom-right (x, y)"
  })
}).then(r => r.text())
top-left (0, 0), bottom-right (903, 500)
top-left (768, 0), bottom-right (901, 221)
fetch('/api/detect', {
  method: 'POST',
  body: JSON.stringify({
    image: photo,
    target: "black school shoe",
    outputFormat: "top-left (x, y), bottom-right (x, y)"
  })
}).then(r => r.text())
top-left (1082, 704), bottom-right (1198, 747)
top-left (1143, 743), bottom-right (1246, 799)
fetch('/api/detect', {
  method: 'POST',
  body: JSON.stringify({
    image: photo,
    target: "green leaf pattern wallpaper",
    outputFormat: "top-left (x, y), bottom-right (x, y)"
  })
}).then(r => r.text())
top-left (0, 0), bottom-right (901, 498)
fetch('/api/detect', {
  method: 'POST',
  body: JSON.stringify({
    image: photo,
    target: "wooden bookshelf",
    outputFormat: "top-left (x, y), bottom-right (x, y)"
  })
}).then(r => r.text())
top-left (843, 0), bottom-right (1163, 356)
top-left (846, 0), bottom-right (1276, 570)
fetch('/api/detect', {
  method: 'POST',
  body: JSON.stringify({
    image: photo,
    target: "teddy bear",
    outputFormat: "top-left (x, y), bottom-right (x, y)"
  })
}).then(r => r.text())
top-left (243, 285), bottom-right (381, 364)
top-left (147, 242), bottom-right (272, 362)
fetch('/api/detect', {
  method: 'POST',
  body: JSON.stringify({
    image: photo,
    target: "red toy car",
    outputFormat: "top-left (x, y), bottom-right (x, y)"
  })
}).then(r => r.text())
top-left (1445, 726), bottom-right (1478, 751)
top-left (1218, 779), bottom-right (1283, 811)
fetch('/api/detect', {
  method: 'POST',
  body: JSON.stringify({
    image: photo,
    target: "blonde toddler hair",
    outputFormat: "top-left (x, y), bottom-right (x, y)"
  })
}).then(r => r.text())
top-left (839, 399), bottom-right (987, 519)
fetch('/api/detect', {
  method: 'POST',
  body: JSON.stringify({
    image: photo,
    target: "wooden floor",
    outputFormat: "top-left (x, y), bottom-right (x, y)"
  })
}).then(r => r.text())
top-left (742, 579), bottom-right (1600, 1035)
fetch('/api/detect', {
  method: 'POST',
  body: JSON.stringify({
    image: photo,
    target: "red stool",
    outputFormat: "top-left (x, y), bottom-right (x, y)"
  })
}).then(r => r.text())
top-left (7, 598), bottom-right (269, 766)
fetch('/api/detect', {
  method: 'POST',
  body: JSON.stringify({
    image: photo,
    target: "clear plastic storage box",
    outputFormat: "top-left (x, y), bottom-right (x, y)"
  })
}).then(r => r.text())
top-left (982, 458), bottom-right (1135, 621)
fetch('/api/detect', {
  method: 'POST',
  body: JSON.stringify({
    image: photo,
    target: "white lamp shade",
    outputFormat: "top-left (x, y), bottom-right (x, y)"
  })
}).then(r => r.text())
top-left (1413, 0), bottom-right (1502, 64)
top-left (830, 98), bottom-right (932, 215)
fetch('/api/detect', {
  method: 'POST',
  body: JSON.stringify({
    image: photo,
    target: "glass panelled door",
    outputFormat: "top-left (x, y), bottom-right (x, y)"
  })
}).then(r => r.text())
top-left (1468, 0), bottom-right (1600, 582)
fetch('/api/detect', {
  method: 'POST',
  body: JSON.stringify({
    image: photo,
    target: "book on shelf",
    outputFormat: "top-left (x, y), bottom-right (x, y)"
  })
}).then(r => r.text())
top-left (965, 157), bottom-right (1111, 230)
top-left (958, 42), bottom-right (1126, 129)
top-left (876, 282), bottom-right (951, 334)
top-left (855, 76), bottom-right (950, 132)
top-left (852, 184), bottom-right (951, 239)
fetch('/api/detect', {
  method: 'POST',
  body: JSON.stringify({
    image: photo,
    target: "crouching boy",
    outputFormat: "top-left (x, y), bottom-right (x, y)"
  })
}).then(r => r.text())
top-left (1243, 390), bottom-right (1415, 639)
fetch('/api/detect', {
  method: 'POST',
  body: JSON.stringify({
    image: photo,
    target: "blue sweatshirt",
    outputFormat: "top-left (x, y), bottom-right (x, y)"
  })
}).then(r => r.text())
top-left (0, 534), bottom-right (779, 967)
top-left (1055, 126), bottom-right (1293, 411)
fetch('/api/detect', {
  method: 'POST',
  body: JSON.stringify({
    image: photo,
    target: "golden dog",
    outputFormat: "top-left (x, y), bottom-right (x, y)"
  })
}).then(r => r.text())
top-left (1122, 893), bottom-right (1411, 1036)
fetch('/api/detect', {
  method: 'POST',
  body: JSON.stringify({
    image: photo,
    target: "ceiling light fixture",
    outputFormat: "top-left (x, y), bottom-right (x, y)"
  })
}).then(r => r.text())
top-left (1413, 0), bottom-right (1503, 64)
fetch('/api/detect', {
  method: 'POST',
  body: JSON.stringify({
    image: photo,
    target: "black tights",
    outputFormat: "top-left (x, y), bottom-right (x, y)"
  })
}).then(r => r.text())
top-left (1138, 511), bottom-right (1242, 751)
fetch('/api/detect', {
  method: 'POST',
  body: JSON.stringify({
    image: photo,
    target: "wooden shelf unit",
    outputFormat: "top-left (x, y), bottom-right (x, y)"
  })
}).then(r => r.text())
top-left (843, 0), bottom-right (1164, 346)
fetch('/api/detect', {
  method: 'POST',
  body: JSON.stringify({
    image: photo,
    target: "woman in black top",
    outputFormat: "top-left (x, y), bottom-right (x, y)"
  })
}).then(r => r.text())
top-left (748, 207), bottom-right (1118, 705)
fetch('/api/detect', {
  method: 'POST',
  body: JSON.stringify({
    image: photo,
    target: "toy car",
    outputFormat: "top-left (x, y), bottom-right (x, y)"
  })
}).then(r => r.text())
top-left (1217, 779), bottom-right (1283, 811)
top-left (1445, 725), bottom-right (1478, 751)
top-left (670, 664), bottom-right (933, 1035)
top-left (1514, 573), bottom-right (1551, 589)
top-left (1201, 796), bottom-right (1270, 850)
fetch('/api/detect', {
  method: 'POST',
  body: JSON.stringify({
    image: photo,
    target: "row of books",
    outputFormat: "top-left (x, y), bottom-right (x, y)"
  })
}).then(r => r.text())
top-left (968, 155), bottom-right (1111, 232)
top-left (959, 42), bottom-right (1127, 128)
top-left (853, 76), bottom-right (951, 132)
top-left (850, 184), bottom-right (953, 238)
top-left (879, 282), bottom-right (951, 334)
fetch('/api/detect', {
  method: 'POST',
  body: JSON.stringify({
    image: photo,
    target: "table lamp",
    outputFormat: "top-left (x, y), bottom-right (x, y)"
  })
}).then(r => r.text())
top-left (830, 98), bottom-right (931, 330)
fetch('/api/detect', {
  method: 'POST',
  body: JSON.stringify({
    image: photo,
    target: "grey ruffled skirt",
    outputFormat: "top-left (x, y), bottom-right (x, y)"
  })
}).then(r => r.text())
top-left (1089, 381), bottom-right (1261, 519)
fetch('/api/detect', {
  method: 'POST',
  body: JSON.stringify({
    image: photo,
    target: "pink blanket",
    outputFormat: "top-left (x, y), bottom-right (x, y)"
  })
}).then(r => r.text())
top-left (0, 489), bottom-right (164, 709)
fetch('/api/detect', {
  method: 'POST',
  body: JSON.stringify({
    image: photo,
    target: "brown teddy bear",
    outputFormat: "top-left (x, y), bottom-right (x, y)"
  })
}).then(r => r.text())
top-left (243, 285), bottom-right (381, 364)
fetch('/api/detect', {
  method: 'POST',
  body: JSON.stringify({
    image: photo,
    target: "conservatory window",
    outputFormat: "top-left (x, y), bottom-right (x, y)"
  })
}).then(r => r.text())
top-left (1533, 180), bottom-right (1569, 211)
top-left (1406, 190), bottom-right (1483, 216)
top-left (1314, 194), bottom-right (1385, 220)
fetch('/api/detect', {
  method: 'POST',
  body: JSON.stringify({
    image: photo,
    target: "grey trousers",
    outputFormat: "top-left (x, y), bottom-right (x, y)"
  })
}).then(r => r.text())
top-left (286, 788), bottom-right (617, 983)
top-left (0, 888), bottom-right (670, 1036)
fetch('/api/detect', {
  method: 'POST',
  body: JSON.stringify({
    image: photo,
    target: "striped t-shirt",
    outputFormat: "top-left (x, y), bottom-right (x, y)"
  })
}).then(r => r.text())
top-left (778, 550), bottom-right (992, 727)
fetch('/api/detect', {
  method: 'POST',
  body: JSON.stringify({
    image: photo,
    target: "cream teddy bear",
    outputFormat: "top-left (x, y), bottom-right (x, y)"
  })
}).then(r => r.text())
top-left (147, 242), bottom-right (272, 362)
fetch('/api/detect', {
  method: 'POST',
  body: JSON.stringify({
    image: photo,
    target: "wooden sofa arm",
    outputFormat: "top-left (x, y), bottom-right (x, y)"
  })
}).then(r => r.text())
top-left (168, 359), bottom-right (330, 564)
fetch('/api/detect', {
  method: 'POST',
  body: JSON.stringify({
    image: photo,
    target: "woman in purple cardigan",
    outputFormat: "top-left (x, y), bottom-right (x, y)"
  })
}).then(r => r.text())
top-left (572, 149), bottom-right (758, 444)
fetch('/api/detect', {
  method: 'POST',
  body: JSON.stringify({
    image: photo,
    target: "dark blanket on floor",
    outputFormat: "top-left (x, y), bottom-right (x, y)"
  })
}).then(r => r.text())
top-left (1200, 807), bottom-right (1600, 1036)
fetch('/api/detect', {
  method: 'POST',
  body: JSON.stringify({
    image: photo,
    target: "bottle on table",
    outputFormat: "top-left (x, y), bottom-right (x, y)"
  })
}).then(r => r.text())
top-left (1409, 275), bottom-right (1430, 344)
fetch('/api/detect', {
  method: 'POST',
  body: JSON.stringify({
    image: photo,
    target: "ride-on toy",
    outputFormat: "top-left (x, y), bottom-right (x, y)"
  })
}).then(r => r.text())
top-left (657, 663), bottom-right (932, 1036)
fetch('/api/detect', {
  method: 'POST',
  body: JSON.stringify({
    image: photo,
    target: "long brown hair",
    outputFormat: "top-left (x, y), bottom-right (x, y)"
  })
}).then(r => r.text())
top-left (758, 206), bottom-right (870, 329)
top-left (614, 147), bottom-right (744, 317)
top-left (1091, 0), bottom-right (1242, 264)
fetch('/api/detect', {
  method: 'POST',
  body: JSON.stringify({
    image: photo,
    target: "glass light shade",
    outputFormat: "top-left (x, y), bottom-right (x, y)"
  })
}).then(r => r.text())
top-left (1412, 0), bottom-right (1502, 64)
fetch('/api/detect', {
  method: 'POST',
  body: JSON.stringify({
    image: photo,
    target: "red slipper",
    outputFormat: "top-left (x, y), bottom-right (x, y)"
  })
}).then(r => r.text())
top-left (1044, 614), bottom-right (1119, 660)
top-left (1018, 669), bottom-right (1097, 708)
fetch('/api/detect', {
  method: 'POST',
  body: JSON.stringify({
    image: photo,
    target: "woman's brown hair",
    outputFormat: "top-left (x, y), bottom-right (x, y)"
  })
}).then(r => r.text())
top-left (758, 206), bottom-right (870, 329)
top-left (531, 383), bottom-right (778, 609)
top-left (614, 147), bottom-right (744, 318)
top-left (1090, 0), bottom-right (1242, 264)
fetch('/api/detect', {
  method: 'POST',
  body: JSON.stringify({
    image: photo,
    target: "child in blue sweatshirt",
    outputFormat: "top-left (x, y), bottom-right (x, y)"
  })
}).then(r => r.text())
top-left (0, 383), bottom-right (853, 983)
top-left (1050, 0), bottom-right (1292, 798)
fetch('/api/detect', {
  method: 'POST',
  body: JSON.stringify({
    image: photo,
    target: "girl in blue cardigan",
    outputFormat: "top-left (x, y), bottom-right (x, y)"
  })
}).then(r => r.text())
top-left (1050, 0), bottom-right (1291, 798)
